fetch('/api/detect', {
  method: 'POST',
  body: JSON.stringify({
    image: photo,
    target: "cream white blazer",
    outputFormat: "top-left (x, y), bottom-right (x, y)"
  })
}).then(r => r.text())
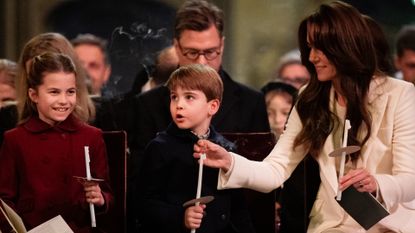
top-left (218, 77), bottom-right (415, 233)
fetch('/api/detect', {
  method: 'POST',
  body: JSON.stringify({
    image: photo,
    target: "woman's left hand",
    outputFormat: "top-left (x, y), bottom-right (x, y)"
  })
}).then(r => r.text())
top-left (339, 168), bottom-right (377, 193)
top-left (83, 181), bottom-right (105, 206)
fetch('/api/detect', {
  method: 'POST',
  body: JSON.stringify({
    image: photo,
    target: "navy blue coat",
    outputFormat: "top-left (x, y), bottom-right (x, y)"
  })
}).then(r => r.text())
top-left (131, 69), bottom-right (269, 176)
top-left (137, 123), bottom-right (255, 233)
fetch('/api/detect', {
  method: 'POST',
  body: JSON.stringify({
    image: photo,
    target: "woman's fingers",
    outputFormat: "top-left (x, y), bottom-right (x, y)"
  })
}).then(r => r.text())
top-left (339, 168), bottom-right (377, 193)
top-left (194, 139), bottom-right (232, 171)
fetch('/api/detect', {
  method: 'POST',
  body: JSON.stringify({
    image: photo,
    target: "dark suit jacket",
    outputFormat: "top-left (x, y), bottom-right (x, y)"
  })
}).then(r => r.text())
top-left (137, 123), bottom-right (255, 233)
top-left (131, 69), bottom-right (269, 174)
top-left (91, 65), bottom-right (149, 133)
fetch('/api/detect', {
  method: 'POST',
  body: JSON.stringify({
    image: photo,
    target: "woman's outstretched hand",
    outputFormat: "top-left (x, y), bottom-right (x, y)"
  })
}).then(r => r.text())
top-left (193, 139), bottom-right (232, 172)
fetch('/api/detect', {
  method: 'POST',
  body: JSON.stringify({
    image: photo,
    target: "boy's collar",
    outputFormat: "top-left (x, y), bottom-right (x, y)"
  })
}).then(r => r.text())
top-left (191, 128), bottom-right (210, 140)
top-left (167, 123), bottom-right (212, 143)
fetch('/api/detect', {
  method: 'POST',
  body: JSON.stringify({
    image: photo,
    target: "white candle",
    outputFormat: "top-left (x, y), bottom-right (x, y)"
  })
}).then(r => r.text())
top-left (336, 120), bottom-right (351, 201)
top-left (191, 153), bottom-right (206, 233)
top-left (195, 153), bottom-right (206, 201)
top-left (84, 146), bottom-right (96, 227)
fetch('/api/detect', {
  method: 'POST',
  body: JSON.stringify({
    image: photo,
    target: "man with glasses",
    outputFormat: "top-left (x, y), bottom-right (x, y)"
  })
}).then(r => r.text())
top-left (131, 0), bottom-right (269, 164)
top-left (128, 1), bottom-right (269, 230)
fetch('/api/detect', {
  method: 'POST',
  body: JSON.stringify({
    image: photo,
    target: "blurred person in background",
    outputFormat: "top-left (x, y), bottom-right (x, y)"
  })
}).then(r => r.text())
top-left (261, 81), bottom-right (297, 140)
top-left (72, 33), bottom-right (111, 96)
top-left (394, 24), bottom-right (415, 84)
top-left (0, 59), bottom-right (17, 107)
top-left (274, 49), bottom-right (310, 89)
top-left (0, 59), bottom-right (18, 145)
top-left (141, 46), bottom-right (179, 92)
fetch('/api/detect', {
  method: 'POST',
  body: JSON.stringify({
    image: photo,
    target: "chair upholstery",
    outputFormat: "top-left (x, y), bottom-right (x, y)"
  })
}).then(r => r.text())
top-left (221, 132), bottom-right (277, 233)
top-left (99, 131), bottom-right (127, 233)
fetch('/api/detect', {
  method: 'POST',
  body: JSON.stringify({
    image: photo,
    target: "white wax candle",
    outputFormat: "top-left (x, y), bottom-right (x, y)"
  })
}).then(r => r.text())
top-left (84, 146), bottom-right (96, 227)
top-left (336, 120), bottom-right (351, 201)
top-left (191, 153), bottom-right (206, 233)
top-left (195, 153), bottom-right (206, 201)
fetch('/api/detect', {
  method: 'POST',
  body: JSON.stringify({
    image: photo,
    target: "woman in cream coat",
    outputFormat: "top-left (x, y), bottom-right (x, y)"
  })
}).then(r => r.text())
top-left (194, 2), bottom-right (415, 233)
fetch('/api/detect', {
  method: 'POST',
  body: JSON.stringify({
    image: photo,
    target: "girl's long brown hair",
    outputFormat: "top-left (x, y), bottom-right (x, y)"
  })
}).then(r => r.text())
top-left (16, 33), bottom-right (95, 124)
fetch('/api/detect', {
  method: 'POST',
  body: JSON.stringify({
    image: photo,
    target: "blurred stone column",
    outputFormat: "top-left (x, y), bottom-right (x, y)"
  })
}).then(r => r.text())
top-left (227, 0), bottom-right (329, 88)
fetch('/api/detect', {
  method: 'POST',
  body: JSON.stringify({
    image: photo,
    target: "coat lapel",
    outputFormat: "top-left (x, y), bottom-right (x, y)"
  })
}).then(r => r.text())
top-left (319, 87), bottom-right (339, 195)
top-left (361, 77), bottom-right (389, 167)
top-left (318, 78), bottom-right (390, 193)
top-left (320, 140), bottom-right (339, 195)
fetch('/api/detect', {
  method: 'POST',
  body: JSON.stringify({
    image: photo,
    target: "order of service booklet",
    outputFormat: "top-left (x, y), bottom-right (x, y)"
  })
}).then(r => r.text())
top-left (0, 199), bottom-right (27, 233)
top-left (0, 198), bottom-right (73, 233)
top-left (336, 186), bottom-right (389, 230)
top-left (27, 215), bottom-right (73, 233)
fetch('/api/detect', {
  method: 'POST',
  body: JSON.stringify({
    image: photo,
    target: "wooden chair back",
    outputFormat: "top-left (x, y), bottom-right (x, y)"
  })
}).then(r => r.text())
top-left (99, 131), bottom-right (127, 233)
top-left (221, 132), bottom-right (277, 233)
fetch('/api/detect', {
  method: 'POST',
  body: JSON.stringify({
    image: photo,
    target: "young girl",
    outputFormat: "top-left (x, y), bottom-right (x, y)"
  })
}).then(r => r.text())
top-left (261, 81), bottom-right (297, 140)
top-left (0, 52), bottom-right (113, 232)
top-left (16, 32), bottom-right (95, 124)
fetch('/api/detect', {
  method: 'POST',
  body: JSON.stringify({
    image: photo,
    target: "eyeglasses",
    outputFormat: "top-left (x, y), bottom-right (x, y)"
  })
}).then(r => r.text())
top-left (177, 42), bottom-right (221, 61)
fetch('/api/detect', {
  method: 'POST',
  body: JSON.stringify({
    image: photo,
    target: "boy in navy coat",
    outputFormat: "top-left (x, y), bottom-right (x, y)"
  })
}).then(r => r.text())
top-left (137, 64), bottom-right (255, 233)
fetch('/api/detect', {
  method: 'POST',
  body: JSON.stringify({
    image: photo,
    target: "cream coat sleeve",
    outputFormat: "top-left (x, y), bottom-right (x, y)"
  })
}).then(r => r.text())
top-left (374, 81), bottom-right (415, 205)
top-left (218, 103), bottom-right (308, 193)
top-left (370, 80), bottom-right (415, 232)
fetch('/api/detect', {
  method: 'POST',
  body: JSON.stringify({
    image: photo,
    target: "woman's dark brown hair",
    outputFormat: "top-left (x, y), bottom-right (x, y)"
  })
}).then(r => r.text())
top-left (363, 15), bottom-right (394, 76)
top-left (295, 1), bottom-right (376, 161)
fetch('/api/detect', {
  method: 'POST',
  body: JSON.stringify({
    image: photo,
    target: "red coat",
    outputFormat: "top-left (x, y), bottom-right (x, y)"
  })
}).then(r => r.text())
top-left (0, 115), bottom-right (113, 232)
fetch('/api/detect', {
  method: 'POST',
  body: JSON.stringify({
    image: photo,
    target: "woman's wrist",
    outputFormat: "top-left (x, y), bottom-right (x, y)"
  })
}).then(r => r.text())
top-left (223, 152), bottom-right (234, 173)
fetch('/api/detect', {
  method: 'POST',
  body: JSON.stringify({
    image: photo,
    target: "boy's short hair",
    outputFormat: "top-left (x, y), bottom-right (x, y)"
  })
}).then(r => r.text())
top-left (166, 64), bottom-right (223, 102)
